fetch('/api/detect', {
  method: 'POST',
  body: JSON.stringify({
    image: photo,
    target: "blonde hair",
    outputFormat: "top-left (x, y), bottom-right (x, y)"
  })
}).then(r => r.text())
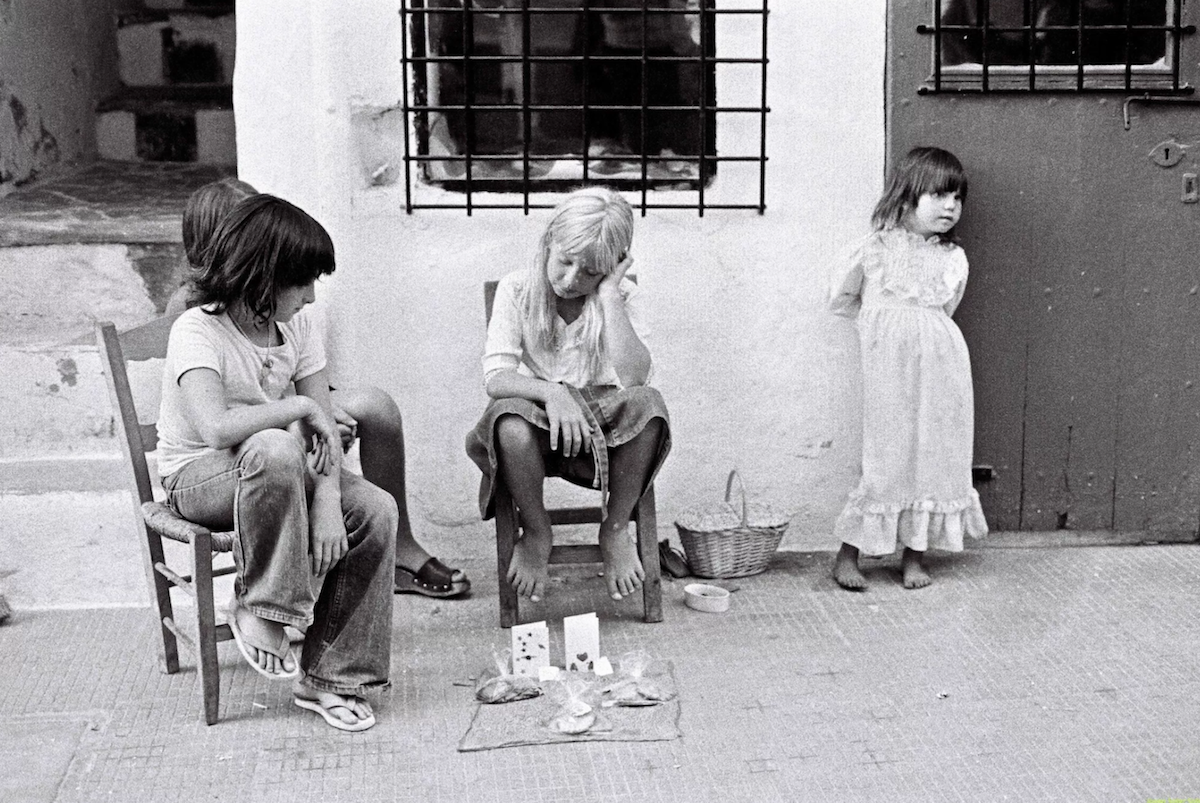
top-left (522, 187), bottom-right (635, 378)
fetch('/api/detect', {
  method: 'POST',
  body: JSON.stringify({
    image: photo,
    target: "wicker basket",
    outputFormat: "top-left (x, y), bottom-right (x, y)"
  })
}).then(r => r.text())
top-left (674, 470), bottom-right (790, 579)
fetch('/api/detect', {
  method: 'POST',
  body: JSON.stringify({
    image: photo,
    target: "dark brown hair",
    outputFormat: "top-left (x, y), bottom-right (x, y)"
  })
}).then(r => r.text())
top-left (871, 147), bottom-right (968, 237)
top-left (192, 194), bottom-right (335, 324)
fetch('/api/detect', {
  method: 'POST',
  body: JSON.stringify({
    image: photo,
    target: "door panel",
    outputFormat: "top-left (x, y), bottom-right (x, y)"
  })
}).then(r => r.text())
top-left (1113, 112), bottom-right (1200, 534)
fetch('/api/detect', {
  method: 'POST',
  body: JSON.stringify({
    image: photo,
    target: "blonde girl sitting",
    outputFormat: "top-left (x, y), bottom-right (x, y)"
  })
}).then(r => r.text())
top-left (466, 187), bottom-right (671, 603)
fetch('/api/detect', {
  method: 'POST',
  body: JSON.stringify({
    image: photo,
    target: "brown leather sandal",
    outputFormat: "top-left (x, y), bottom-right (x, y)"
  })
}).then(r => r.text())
top-left (394, 558), bottom-right (471, 598)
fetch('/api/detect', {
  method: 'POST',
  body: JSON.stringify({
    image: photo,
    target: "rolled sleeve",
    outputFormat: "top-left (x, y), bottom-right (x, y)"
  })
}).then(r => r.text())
top-left (291, 306), bottom-right (327, 382)
top-left (168, 311), bottom-right (223, 384)
top-left (482, 275), bottom-right (525, 386)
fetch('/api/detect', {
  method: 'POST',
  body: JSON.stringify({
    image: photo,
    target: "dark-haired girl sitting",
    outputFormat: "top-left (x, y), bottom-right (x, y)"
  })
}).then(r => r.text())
top-left (156, 193), bottom-right (395, 732)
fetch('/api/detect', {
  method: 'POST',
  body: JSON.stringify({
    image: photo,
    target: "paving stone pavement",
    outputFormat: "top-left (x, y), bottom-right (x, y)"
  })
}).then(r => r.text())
top-left (0, 161), bottom-right (234, 247)
top-left (2, 544), bottom-right (1199, 803)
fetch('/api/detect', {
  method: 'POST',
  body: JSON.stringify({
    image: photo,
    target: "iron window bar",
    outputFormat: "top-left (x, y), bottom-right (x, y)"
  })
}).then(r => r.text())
top-left (399, 1), bottom-right (770, 215)
top-left (918, 0), bottom-right (1194, 94)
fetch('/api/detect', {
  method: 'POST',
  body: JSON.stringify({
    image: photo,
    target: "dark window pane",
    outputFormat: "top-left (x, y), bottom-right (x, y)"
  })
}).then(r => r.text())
top-left (415, 0), bottom-right (713, 187)
top-left (939, 0), bottom-right (1168, 67)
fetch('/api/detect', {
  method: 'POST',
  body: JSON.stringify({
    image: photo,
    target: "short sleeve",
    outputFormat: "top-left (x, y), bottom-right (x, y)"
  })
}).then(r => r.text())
top-left (482, 273), bottom-right (525, 384)
top-left (829, 238), bottom-right (868, 318)
top-left (167, 310), bottom-right (223, 385)
top-left (290, 307), bottom-right (327, 382)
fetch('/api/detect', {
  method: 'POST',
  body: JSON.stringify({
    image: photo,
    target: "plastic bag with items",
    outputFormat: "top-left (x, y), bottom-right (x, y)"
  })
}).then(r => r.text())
top-left (600, 650), bottom-right (676, 706)
top-left (474, 648), bottom-right (542, 704)
top-left (545, 675), bottom-right (609, 735)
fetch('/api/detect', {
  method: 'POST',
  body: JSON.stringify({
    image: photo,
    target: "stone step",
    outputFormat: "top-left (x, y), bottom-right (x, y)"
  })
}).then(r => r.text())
top-left (97, 86), bottom-right (235, 164)
top-left (117, 8), bottom-right (236, 87)
top-left (0, 242), bottom-right (183, 348)
top-left (0, 486), bottom-right (236, 610)
top-left (0, 239), bottom-right (182, 468)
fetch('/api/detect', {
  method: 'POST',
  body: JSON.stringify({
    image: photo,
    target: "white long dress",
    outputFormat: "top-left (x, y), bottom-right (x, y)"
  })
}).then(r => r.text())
top-left (830, 227), bottom-right (989, 556)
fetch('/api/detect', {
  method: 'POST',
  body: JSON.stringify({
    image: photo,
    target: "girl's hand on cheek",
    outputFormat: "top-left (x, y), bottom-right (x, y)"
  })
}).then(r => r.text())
top-left (599, 252), bottom-right (633, 296)
top-left (545, 384), bottom-right (592, 458)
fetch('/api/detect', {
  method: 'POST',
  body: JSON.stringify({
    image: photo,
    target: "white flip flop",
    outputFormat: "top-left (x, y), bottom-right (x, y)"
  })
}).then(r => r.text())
top-left (293, 695), bottom-right (376, 732)
top-left (227, 603), bottom-right (300, 680)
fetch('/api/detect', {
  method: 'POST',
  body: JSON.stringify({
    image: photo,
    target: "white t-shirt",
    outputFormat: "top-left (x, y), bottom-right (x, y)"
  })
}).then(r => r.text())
top-left (483, 270), bottom-right (650, 389)
top-left (157, 305), bottom-right (326, 477)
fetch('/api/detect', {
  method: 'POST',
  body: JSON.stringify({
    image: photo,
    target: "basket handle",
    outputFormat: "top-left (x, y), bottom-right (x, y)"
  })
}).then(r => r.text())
top-left (724, 469), bottom-right (749, 528)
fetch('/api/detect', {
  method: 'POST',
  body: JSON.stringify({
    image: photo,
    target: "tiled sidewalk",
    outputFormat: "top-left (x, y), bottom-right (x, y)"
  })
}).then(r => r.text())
top-left (2, 545), bottom-right (1199, 803)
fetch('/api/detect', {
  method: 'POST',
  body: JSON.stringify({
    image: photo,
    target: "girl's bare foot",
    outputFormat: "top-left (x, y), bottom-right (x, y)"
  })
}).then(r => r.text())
top-left (507, 528), bottom-right (553, 601)
top-left (599, 524), bottom-right (645, 600)
top-left (902, 548), bottom-right (931, 589)
top-left (832, 543), bottom-right (867, 590)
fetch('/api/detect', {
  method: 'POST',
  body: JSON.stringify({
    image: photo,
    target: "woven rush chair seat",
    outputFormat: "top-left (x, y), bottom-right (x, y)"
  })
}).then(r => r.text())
top-left (141, 502), bottom-right (235, 553)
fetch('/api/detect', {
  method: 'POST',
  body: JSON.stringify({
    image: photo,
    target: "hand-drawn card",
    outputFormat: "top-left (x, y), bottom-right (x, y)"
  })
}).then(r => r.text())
top-left (563, 612), bottom-right (600, 673)
top-left (510, 621), bottom-right (550, 677)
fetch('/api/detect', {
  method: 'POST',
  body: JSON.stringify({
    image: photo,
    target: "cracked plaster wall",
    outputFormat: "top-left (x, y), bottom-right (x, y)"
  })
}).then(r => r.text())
top-left (0, 0), bottom-right (139, 193)
top-left (0, 244), bottom-right (157, 462)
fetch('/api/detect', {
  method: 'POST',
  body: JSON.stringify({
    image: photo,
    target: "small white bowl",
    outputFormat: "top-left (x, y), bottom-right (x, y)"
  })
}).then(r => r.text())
top-left (683, 583), bottom-right (731, 613)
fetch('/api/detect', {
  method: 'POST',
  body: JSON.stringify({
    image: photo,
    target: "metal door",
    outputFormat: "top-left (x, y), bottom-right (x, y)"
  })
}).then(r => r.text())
top-left (888, 0), bottom-right (1200, 534)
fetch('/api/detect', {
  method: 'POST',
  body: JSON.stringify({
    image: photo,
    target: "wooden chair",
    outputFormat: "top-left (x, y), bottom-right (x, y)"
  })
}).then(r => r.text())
top-left (96, 316), bottom-right (235, 725)
top-left (483, 280), bottom-right (663, 628)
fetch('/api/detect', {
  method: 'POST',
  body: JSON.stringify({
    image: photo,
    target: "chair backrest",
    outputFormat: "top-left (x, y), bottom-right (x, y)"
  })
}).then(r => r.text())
top-left (96, 314), bottom-right (181, 506)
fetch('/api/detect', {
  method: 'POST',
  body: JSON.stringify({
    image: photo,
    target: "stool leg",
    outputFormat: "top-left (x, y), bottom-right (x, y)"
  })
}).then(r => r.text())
top-left (635, 485), bottom-right (663, 623)
top-left (494, 484), bottom-right (520, 629)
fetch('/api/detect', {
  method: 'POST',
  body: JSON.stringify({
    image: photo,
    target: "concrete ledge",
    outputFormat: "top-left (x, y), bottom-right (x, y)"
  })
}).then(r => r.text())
top-left (973, 529), bottom-right (1199, 548)
top-left (0, 456), bottom-right (125, 494)
top-left (780, 529), bottom-right (1200, 555)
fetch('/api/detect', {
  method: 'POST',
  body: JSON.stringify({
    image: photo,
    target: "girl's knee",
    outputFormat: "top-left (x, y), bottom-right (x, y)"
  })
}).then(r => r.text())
top-left (341, 385), bottom-right (401, 429)
top-left (240, 429), bottom-right (307, 477)
top-left (495, 414), bottom-right (538, 451)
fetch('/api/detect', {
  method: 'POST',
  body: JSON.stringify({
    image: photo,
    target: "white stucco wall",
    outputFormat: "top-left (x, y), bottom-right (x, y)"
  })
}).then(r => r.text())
top-left (235, 3), bottom-right (883, 551)
top-left (0, 0), bottom-right (138, 192)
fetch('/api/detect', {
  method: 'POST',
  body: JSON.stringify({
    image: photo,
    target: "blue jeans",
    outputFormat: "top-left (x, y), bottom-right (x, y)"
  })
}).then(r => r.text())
top-left (162, 429), bottom-right (396, 696)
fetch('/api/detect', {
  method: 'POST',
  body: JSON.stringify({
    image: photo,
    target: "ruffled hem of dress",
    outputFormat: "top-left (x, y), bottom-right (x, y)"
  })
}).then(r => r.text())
top-left (833, 489), bottom-right (989, 557)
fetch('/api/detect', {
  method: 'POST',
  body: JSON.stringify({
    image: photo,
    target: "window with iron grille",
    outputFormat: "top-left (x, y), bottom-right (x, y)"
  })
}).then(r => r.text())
top-left (919, 0), bottom-right (1194, 92)
top-left (398, 1), bottom-right (769, 214)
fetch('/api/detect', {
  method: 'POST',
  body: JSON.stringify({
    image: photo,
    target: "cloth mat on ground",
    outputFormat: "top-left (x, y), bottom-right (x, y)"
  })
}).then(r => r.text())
top-left (457, 663), bottom-right (681, 752)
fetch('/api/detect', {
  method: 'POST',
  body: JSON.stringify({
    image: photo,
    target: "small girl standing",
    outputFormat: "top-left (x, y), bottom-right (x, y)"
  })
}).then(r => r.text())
top-left (830, 146), bottom-right (989, 590)
top-left (466, 187), bottom-right (671, 604)
top-left (157, 194), bottom-right (396, 731)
